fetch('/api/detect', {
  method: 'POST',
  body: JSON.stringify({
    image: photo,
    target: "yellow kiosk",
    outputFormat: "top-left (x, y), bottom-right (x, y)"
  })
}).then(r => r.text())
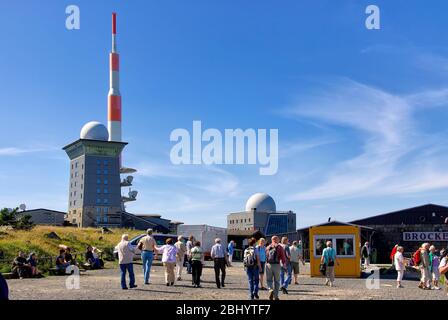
top-left (309, 221), bottom-right (363, 278)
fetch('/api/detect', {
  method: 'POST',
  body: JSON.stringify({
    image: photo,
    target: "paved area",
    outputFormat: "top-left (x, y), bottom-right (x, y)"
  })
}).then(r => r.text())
top-left (6, 262), bottom-right (448, 300)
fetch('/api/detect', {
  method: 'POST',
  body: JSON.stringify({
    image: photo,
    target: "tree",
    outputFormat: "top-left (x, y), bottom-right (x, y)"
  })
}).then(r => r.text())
top-left (0, 208), bottom-right (34, 230)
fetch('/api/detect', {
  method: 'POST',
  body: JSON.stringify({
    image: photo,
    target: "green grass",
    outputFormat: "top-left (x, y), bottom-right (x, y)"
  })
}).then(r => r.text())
top-left (0, 226), bottom-right (142, 274)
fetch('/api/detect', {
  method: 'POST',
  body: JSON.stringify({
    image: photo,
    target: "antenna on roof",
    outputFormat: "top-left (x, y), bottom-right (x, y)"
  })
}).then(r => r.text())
top-left (19, 204), bottom-right (26, 211)
top-left (328, 217), bottom-right (331, 222)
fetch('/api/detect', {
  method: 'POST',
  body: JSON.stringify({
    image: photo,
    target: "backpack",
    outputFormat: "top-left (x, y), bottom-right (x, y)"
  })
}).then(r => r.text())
top-left (267, 245), bottom-right (279, 264)
top-left (244, 247), bottom-right (256, 268)
top-left (413, 249), bottom-right (421, 266)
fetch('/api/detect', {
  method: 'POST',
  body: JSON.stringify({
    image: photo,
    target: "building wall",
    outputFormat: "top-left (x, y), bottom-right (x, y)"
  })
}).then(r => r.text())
top-left (227, 212), bottom-right (255, 231)
top-left (18, 210), bottom-right (65, 226)
top-left (366, 224), bottom-right (447, 262)
top-left (67, 154), bottom-right (121, 228)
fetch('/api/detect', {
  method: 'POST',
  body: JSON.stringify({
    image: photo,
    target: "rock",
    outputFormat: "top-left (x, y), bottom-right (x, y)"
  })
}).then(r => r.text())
top-left (45, 232), bottom-right (61, 240)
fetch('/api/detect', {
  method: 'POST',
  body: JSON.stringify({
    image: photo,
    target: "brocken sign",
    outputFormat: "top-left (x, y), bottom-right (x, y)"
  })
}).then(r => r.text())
top-left (403, 232), bottom-right (448, 242)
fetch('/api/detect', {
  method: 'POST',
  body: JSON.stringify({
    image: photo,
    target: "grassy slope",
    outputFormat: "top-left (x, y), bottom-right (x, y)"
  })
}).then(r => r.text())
top-left (0, 226), bottom-right (142, 273)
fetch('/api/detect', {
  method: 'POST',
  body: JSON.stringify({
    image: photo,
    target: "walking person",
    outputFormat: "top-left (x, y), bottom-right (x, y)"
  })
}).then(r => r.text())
top-left (186, 235), bottom-right (195, 275)
top-left (227, 240), bottom-right (235, 267)
top-left (175, 236), bottom-right (187, 281)
top-left (418, 243), bottom-right (431, 290)
top-left (211, 238), bottom-right (227, 288)
top-left (394, 246), bottom-right (405, 288)
top-left (137, 228), bottom-right (156, 285)
top-left (321, 241), bottom-right (339, 287)
top-left (438, 248), bottom-right (448, 296)
top-left (290, 241), bottom-right (305, 285)
top-left (190, 241), bottom-right (204, 288)
top-left (244, 237), bottom-right (262, 300)
top-left (280, 237), bottom-right (292, 294)
top-left (256, 238), bottom-right (267, 290)
top-left (429, 245), bottom-right (441, 290)
top-left (265, 236), bottom-right (286, 300)
top-left (155, 238), bottom-right (178, 286)
top-left (116, 234), bottom-right (137, 290)
top-left (361, 242), bottom-right (371, 269)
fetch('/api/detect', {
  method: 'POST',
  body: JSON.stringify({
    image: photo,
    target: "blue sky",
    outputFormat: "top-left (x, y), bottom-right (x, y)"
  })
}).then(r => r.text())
top-left (1, 1), bottom-right (448, 228)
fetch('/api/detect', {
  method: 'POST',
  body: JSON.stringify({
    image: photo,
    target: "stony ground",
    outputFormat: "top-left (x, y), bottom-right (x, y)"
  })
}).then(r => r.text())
top-left (6, 262), bottom-right (448, 300)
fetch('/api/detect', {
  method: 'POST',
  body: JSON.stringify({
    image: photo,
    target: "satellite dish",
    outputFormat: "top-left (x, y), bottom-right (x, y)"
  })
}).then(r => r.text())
top-left (126, 176), bottom-right (134, 184)
top-left (445, 217), bottom-right (448, 224)
top-left (19, 204), bottom-right (26, 211)
top-left (129, 190), bottom-right (138, 199)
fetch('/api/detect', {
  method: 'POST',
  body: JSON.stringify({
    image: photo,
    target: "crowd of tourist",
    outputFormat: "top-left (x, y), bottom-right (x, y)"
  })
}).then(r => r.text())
top-left (390, 242), bottom-right (448, 291)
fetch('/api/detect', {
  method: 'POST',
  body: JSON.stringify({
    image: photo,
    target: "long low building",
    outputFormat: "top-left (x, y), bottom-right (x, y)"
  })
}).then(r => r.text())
top-left (18, 209), bottom-right (66, 226)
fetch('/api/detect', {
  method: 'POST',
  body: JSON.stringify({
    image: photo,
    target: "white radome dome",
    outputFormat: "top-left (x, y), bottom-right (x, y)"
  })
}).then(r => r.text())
top-left (80, 121), bottom-right (109, 141)
top-left (245, 193), bottom-right (276, 213)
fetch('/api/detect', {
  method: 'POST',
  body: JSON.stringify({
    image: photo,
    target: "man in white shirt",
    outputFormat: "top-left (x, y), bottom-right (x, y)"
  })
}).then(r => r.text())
top-left (116, 234), bottom-right (137, 290)
top-left (211, 238), bottom-right (227, 288)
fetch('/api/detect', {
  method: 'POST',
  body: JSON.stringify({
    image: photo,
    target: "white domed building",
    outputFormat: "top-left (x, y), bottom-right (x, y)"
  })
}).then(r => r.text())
top-left (227, 193), bottom-right (296, 237)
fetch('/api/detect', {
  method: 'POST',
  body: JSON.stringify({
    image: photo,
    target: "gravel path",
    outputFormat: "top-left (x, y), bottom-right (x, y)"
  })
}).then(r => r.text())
top-left (6, 262), bottom-right (448, 300)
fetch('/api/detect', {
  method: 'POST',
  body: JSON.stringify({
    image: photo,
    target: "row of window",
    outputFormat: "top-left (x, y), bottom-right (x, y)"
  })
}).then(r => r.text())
top-left (97, 159), bottom-right (110, 166)
top-left (70, 181), bottom-right (83, 189)
top-left (96, 207), bottom-right (109, 214)
top-left (96, 188), bottom-right (109, 194)
top-left (97, 178), bottom-right (109, 185)
top-left (96, 198), bottom-right (109, 204)
top-left (71, 162), bottom-right (84, 170)
top-left (96, 169), bottom-right (109, 175)
top-left (71, 172), bottom-right (83, 179)
top-left (229, 218), bottom-right (251, 224)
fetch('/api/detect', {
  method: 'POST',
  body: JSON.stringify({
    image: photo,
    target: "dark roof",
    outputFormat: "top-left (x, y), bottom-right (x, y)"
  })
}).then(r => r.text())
top-left (20, 209), bottom-right (66, 216)
top-left (297, 220), bottom-right (374, 232)
top-left (350, 204), bottom-right (448, 226)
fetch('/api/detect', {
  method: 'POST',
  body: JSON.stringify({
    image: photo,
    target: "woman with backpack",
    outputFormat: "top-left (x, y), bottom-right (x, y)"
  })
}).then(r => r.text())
top-left (244, 237), bottom-right (262, 300)
top-left (321, 241), bottom-right (339, 287)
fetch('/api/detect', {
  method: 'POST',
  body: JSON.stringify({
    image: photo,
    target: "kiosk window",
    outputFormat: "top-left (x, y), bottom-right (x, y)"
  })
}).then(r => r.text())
top-left (336, 238), bottom-right (354, 256)
top-left (314, 238), bottom-right (332, 256)
top-left (314, 235), bottom-right (356, 258)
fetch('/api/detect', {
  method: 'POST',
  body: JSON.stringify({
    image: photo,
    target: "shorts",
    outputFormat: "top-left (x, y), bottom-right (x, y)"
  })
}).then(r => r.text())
top-left (259, 261), bottom-right (266, 274)
top-left (291, 261), bottom-right (300, 275)
top-left (432, 270), bottom-right (440, 281)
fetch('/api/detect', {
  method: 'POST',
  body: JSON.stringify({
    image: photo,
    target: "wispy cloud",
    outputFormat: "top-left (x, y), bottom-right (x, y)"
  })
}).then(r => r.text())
top-left (282, 78), bottom-right (448, 201)
top-left (0, 146), bottom-right (58, 156)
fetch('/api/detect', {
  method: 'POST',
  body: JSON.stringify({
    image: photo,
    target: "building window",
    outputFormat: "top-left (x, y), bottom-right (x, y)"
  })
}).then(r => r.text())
top-left (73, 200), bottom-right (76, 206)
top-left (313, 235), bottom-right (355, 258)
top-left (96, 215), bottom-right (101, 224)
top-left (97, 188), bottom-right (101, 194)
top-left (75, 162), bottom-right (78, 168)
top-left (97, 178), bottom-right (101, 184)
top-left (104, 188), bottom-right (109, 194)
top-left (74, 181), bottom-right (77, 187)
top-left (96, 169), bottom-right (101, 175)
top-left (103, 198), bottom-right (109, 204)
top-left (96, 198), bottom-right (101, 204)
top-left (104, 160), bottom-right (108, 165)
top-left (104, 207), bottom-right (109, 213)
top-left (75, 172), bottom-right (78, 177)
top-left (71, 164), bottom-right (74, 170)
top-left (104, 179), bottom-right (108, 185)
top-left (104, 169), bottom-right (108, 175)
top-left (96, 207), bottom-right (101, 214)
top-left (97, 160), bottom-right (101, 165)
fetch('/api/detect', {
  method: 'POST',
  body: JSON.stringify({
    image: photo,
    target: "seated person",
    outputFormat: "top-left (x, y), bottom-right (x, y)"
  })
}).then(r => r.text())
top-left (12, 251), bottom-right (31, 279)
top-left (85, 246), bottom-right (102, 269)
top-left (64, 248), bottom-right (76, 265)
top-left (55, 249), bottom-right (70, 271)
top-left (27, 252), bottom-right (40, 277)
top-left (92, 247), bottom-right (104, 268)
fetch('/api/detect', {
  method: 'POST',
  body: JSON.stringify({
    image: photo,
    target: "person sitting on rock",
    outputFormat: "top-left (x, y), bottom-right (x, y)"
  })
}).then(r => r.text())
top-left (55, 249), bottom-right (70, 272)
top-left (12, 251), bottom-right (32, 279)
top-left (85, 246), bottom-right (102, 269)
